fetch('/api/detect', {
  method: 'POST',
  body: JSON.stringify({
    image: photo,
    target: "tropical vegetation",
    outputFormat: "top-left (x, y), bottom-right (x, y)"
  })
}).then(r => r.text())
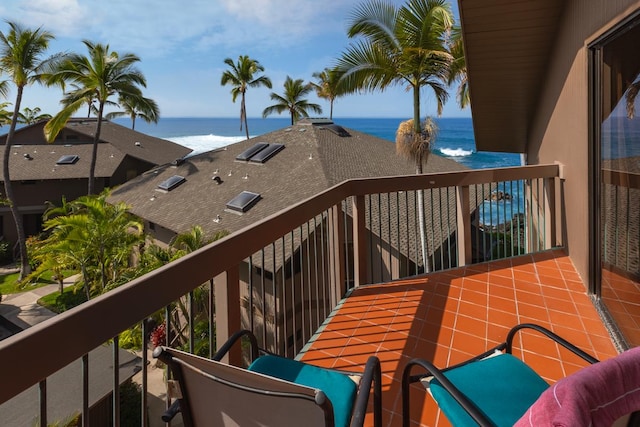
top-left (310, 67), bottom-right (346, 119)
top-left (262, 76), bottom-right (322, 124)
top-left (105, 93), bottom-right (159, 130)
top-left (16, 106), bottom-right (51, 124)
top-left (44, 40), bottom-right (151, 195)
top-left (221, 55), bottom-right (272, 139)
top-left (27, 191), bottom-right (144, 300)
top-left (0, 21), bottom-right (64, 280)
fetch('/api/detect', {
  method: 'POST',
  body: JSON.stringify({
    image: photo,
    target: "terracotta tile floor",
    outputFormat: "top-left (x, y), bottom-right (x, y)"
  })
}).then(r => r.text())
top-left (602, 268), bottom-right (640, 347)
top-left (299, 249), bottom-right (620, 427)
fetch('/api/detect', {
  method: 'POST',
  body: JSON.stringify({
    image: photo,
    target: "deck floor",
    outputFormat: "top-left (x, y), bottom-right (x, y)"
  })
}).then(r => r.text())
top-left (299, 249), bottom-right (620, 427)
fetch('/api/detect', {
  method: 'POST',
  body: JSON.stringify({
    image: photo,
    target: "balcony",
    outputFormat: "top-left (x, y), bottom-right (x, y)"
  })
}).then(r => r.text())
top-left (0, 164), bottom-right (621, 426)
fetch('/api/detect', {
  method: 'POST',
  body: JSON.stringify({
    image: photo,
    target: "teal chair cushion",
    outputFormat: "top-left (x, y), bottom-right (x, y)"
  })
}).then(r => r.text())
top-left (248, 355), bottom-right (357, 427)
top-left (430, 353), bottom-right (550, 427)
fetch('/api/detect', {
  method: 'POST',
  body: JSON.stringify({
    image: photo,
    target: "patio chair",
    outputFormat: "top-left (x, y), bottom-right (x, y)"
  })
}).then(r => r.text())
top-left (153, 329), bottom-right (382, 427)
top-left (402, 323), bottom-right (640, 427)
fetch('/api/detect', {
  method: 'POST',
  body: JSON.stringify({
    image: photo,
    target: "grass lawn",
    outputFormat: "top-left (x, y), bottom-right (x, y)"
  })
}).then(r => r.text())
top-left (38, 289), bottom-right (87, 313)
top-left (0, 269), bottom-right (74, 296)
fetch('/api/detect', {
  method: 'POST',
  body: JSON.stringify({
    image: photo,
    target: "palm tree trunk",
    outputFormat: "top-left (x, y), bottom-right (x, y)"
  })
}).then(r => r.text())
top-left (241, 93), bottom-right (249, 140)
top-left (412, 84), bottom-right (429, 273)
top-left (330, 99), bottom-right (334, 120)
top-left (3, 85), bottom-right (31, 280)
top-left (88, 102), bottom-right (105, 195)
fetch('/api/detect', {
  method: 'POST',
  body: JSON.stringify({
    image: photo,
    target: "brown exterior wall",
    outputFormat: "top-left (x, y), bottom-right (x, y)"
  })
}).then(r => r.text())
top-left (526, 0), bottom-right (640, 285)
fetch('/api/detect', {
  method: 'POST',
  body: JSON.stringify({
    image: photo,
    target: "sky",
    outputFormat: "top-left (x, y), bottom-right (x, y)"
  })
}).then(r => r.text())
top-left (0, 0), bottom-right (470, 119)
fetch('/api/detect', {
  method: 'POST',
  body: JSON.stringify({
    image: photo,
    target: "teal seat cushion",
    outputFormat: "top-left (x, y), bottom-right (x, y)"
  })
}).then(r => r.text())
top-left (430, 353), bottom-right (550, 427)
top-left (248, 355), bottom-right (357, 427)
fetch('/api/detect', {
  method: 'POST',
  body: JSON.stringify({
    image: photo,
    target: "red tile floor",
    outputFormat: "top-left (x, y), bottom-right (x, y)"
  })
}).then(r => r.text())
top-left (299, 249), bottom-right (621, 427)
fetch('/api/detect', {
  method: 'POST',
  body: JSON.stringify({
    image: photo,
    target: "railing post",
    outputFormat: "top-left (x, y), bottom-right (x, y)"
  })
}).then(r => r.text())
top-left (545, 176), bottom-right (556, 249)
top-left (328, 204), bottom-right (346, 306)
top-left (456, 185), bottom-right (472, 266)
top-left (215, 266), bottom-right (241, 365)
top-left (352, 195), bottom-right (368, 287)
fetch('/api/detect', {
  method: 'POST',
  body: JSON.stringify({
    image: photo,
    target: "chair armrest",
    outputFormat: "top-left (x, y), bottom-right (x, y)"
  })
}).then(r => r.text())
top-left (161, 400), bottom-right (181, 422)
top-left (350, 356), bottom-right (382, 427)
top-left (212, 329), bottom-right (259, 362)
top-left (506, 323), bottom-right (599, 364)
top-left (402, 358), bottom-right (494, 427)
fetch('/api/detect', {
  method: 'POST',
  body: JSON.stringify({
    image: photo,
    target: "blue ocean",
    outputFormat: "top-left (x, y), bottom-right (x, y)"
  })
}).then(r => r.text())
top-left (113, 117), bottom-right (524, 226)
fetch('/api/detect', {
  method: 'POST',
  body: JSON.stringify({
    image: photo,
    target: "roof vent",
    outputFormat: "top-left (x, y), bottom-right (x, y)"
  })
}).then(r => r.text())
top-left (226, 191), bottom-right (261, 213)
top-left (172, 157), bottom-right (185, 166)
top-left (24, 153), bottom-right (33, 160)
top-left (212, 176), bottom-right (223, 185)
top-left (56, 155), bottom-right (79, 165)
top-left (158, 175), bottom-right (186, 191)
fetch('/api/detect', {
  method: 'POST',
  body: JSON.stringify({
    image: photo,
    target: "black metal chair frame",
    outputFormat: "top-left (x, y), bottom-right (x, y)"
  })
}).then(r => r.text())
top-left (401, 323), bottom-right (601, 427)
top-left (155, 329), bottom-right (382, 427)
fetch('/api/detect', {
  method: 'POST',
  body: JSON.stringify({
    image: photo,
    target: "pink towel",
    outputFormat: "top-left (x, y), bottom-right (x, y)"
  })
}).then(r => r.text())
top-left (515, 346), bottom-right (640, 427)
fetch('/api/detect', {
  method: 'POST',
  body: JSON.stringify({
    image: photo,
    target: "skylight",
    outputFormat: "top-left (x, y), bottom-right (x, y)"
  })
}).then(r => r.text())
top-left (56, 155), bottom-right (79, 165)
top-left (321, 124), bottom-right (350, 137)
top-left (236, 143), bottom-right (268, 161)
top-left (158, 175), bottom-right (186, 191)
top-left (249, 144), bottom-right (284, 163)
top-left (226, 191), bottom-right (261, 213)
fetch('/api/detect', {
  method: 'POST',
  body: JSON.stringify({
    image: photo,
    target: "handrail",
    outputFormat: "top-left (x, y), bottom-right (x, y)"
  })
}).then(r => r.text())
top-left (0, 164), bottom-right (560, 405)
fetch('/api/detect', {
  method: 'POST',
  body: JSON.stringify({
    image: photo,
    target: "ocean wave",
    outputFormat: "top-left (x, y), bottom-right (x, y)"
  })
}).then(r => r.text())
top-left (166, 134), bottom-right (244, 155)
top-left (439, 147), bottom-right (474, 157)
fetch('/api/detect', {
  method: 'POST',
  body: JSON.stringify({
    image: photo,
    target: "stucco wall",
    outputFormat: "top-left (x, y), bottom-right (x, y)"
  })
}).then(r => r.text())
top-left (527, 0), bottom-right (640, 286)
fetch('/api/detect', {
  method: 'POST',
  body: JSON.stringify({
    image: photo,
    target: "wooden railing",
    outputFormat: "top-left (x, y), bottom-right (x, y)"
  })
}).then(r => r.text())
top-left (0, 164), bottom-right (561, 425)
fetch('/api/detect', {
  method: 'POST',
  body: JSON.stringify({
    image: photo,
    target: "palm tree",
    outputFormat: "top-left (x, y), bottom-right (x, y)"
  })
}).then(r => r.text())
top-left (336, 0), bottom-right (453, 137)
top-left (447, 25), bottom-right (470, 109)
top-left (0, 101), bottom-right (12, 126)
top-left (45, 40), bottom-right (148, 195)
top-left (38, 191), bottom-right (143, 298)
top-left (310, 67), bottom-right (345, 119)
top-left (105, 94), bottom-right (159, 130)
top-left (221, 55), bottom-right (272, 140)
top-left (16, 106), bottom-right (51, 124)
top-left (0, 21), bottom-right (63, 280)
top-left (262, 76), bottom-right (322, 125)
top-left (337, 0), bottom-right (453, 273)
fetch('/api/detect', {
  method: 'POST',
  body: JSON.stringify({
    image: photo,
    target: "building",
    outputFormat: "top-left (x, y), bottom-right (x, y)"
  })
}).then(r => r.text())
top-left (0, 118), bottom-right (191, 243)
top-left (459, 0), bottom-right (640, 348)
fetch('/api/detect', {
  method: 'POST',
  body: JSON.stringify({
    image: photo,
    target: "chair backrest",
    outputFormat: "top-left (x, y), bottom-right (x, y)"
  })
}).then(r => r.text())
top-left (157, 346), bottom-right (333, 427)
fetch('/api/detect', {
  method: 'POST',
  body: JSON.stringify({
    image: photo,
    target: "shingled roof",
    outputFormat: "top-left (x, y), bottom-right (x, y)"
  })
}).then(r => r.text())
top-left (0, 118), bottom-right (192, 178)
top-left (109, 119), bottom-right (473, 255)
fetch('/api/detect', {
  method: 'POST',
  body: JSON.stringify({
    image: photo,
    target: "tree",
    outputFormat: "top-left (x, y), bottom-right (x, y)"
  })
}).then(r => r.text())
top-left (36, 191), bottom-right (143, 299)
top-left (447, 25), bottom-right (470, 109)
top-left (337, 0), bottom-right (453, 136)
top-left (337, 0), bottom-right (454, 272)
top-left (105, 94), bottom-right (159, 130)
top-left (0, 101), bottom-right (12, 126)
top-left (45, 40), bottom-right (148, 195)
top-left (221, 55), bottom-right (272, 140)
top-left (310, 67), bottom-right (346, 119)
top-left (16, 106), bottom-right (51, 124)
top-left (0, 21), bottom-right (63, 280)
top-left (262, 76), bottom-right (322, 125)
